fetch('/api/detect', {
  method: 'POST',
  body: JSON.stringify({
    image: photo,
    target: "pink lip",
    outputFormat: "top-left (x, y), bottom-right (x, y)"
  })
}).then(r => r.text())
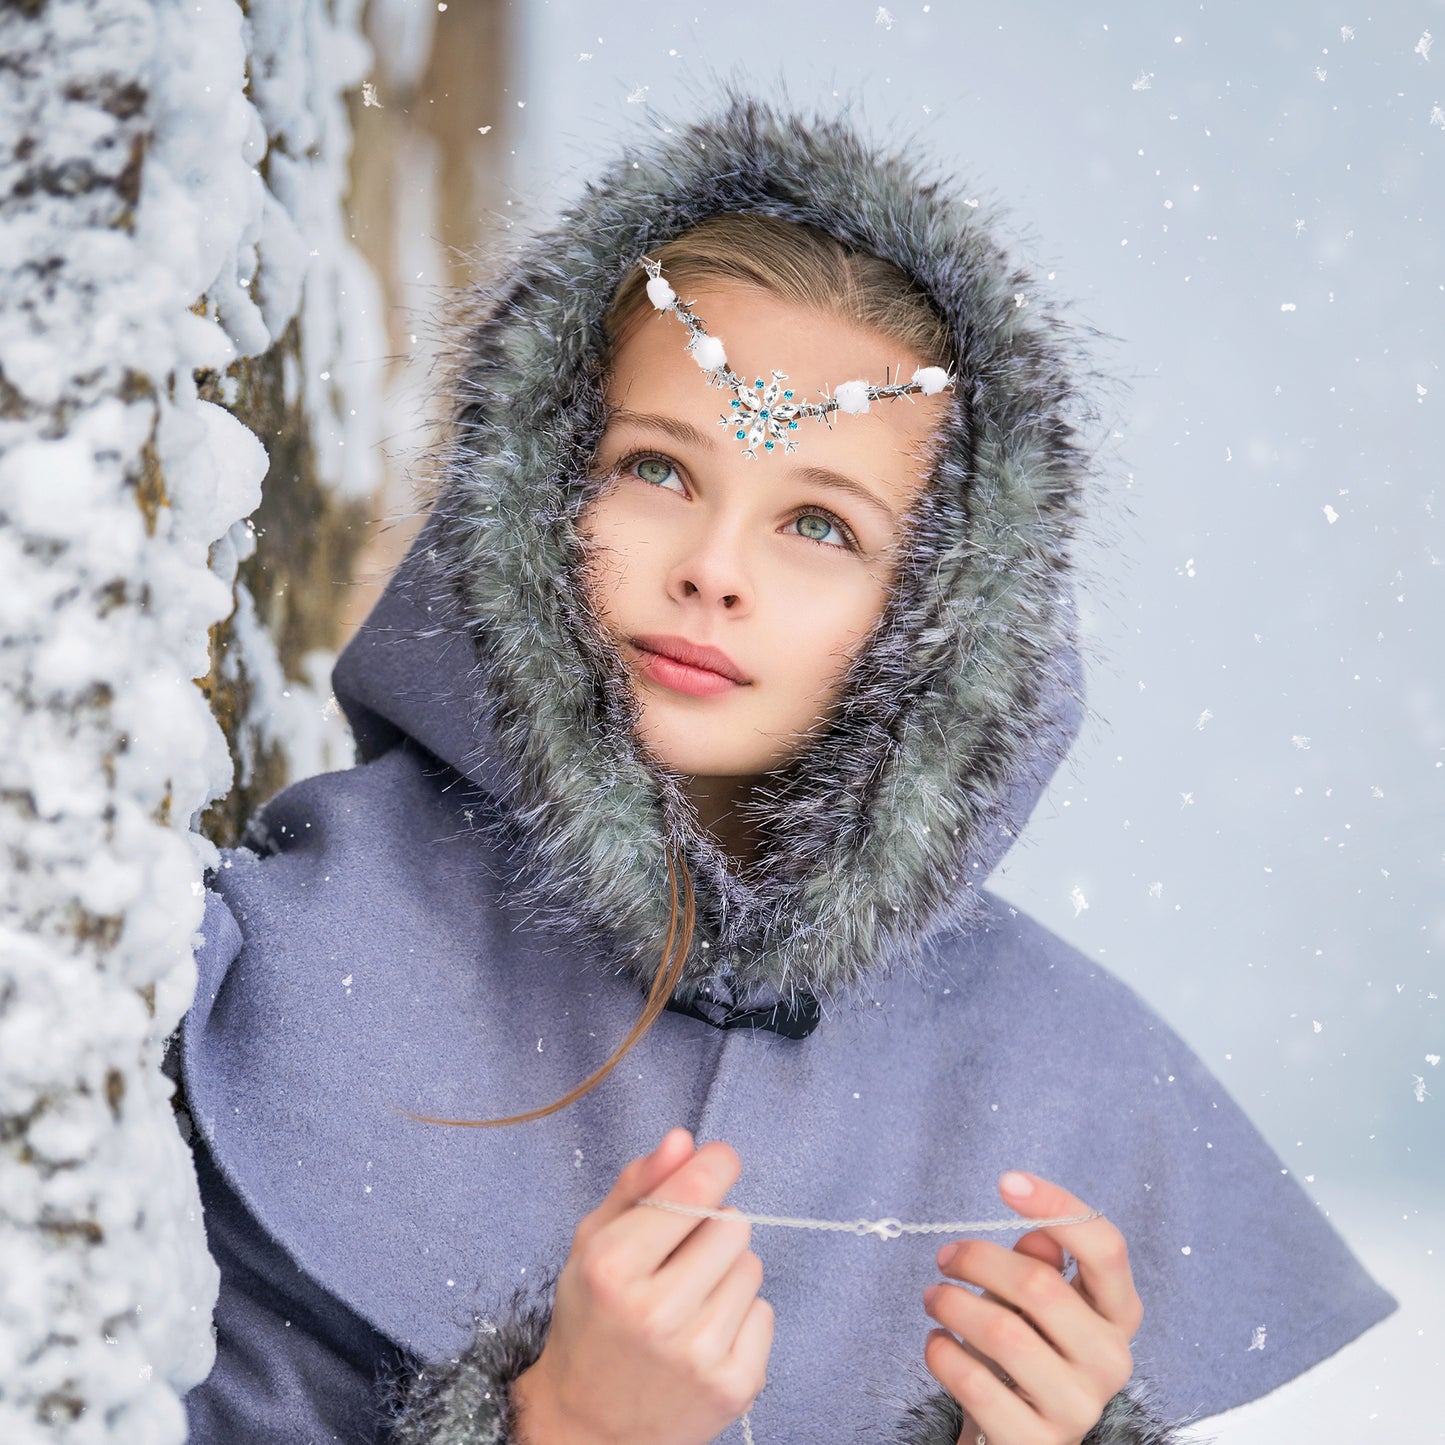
top-left (632, 634), bottom-right (750, 697)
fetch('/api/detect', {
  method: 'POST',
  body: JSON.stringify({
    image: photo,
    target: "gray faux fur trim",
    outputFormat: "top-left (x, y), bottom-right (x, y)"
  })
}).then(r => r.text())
top-left (412, 86), bottom-right (1107, 1010)
top-left (386, 1290), bottom-right (1197, 1445)
top-left (890, 1383), bottom-right (1201, 1445)
top-left (385, 1271), bottom-right (557, 1445)
top-left (383, 1266), bottom-right (1193, 1445)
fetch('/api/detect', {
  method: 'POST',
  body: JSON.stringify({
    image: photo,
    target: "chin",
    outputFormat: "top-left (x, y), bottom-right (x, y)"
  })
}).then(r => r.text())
top-left (635, 724), bottom-right (781, 780)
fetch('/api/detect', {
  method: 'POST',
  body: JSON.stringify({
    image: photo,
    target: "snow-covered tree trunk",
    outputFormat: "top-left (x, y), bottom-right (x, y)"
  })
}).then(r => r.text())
top-left (0, 0), bottom-right (379, 1437)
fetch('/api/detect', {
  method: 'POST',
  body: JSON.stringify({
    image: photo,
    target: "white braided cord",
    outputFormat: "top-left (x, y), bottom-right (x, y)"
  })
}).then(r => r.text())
top-left (637, 1198), bottom-right (1101, 1236)
top-left (635, 1197), bottom-right (1102, 1443)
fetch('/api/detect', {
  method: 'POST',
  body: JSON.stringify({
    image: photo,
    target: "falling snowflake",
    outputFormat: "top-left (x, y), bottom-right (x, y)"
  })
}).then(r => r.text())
top-left (1340, 25), bottom-right (1355, 41)
top-left (1412, 1074), bottom-right (1429, 1103)
top-left (1314, 67), bottom-right (1328, 82)
top-left (1132, 71), bottom-right (1155, 90)
top-left (1324, 504), bottom-right (1339, 524)
top-left (1179, 792), bottom-right (1194, 809)
top-left (876, 6), bottom-right (894, 28)
top-left (361, 81), bottom-right (382, 108)
top-left (1415, 30), bottom-right (1433, 61)
top-left (1194, 709), bottom-right (1213, 731)
top-left (1290, 735), bottom-right (1312, 751)
top-left (1248, 1324), bottom-right (1268, 1351)
top-left (1431, 106), bottom-right (1445, 131)
top-left (1425, 1054), bottom-right (1441, 1067)
top-left (1148, 881), bottom-right (1163, 899)
top-left (1070, 886), bottom-right (1090, 916)
top-left (626, 85), bottom-right (649, 104)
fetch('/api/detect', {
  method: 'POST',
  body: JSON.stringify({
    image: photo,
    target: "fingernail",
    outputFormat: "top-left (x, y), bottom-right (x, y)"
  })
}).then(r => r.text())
top-left (1000, 1171), bottom-right (1034, 1198)
top-left (936, 1243), bottom-right (958, 1270)
top-left (923, 1283), bottom-right (941, 1309)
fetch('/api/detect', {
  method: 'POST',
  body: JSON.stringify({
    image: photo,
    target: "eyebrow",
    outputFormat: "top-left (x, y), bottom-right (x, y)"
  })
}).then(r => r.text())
top-left (603, 407), bottom-right (899, 525)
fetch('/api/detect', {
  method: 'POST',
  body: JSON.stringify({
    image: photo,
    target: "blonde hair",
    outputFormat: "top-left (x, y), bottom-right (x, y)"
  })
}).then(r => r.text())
top-left (603, 212), bottom-right (955, 374)
top-left (415, 214), bottom-right (953, 1129)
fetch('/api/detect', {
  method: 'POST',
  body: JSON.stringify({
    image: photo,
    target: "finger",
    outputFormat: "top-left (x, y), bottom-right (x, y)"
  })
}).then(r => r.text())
top-left (655, 1205), bottom-right (754, 1313)
top-left (998, 1171), bottom-right (1141, 1331)
top-left (925, 1281), bottom-right (1096, 1421)
top-left (936, 1239), bottom-right (1115, 1374)
top-left (1013, 1229), bottom-right (1067, 1273)
top-left (689, 1245), bottom-right (767, 1360)
top-left (727, 1295), bottom-right (776, 1401)
top-left (598, 1139), bottom-right (743, 1277)
top-left (580, 1128), bottom-right (696, 1240)
top-left (923, 1328), bottom-right (1043, 1444)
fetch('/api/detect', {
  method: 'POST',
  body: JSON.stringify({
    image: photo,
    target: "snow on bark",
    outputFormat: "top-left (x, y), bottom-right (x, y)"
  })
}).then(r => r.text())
top-left (0, 0), bottom-right (375, 1437)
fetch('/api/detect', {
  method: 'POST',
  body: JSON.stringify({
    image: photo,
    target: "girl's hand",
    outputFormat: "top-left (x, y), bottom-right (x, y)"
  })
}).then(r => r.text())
top-left (512, 1127), bottom-right (773, 1445)
top-left (922, 1172), bottom-right (1142, 1445)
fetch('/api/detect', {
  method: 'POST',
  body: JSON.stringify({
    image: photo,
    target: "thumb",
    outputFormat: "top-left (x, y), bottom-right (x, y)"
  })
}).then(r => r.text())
top-left (635, 1126), bottom-right (695, 1195)
top-left (594, 1127), bottom-right (695, 1226)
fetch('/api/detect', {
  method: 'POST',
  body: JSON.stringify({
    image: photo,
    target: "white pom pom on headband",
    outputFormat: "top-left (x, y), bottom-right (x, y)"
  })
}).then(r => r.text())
top-left (639, 256), bottom-right (954, 461)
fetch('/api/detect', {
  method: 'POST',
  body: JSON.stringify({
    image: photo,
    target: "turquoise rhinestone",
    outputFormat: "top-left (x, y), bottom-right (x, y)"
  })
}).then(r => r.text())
top-left (735, 430), bottom-right (746, 440)
top-left (730, 399), bottom-right (740, 409)
top-left (755, 378), bottom-right (764, 389)
top-left (784, 390), bottom-right (794, 399)
top-left (788, 421), bottom-right (798, 430)
top-left (760, 409), bottom-right (769, 419)
top-left (764, 441), bottom-right (775, 451)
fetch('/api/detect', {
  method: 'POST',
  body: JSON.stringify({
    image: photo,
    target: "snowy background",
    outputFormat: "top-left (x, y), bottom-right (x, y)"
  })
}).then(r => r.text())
top-left (405, 0), bottom-right (1445, 1436)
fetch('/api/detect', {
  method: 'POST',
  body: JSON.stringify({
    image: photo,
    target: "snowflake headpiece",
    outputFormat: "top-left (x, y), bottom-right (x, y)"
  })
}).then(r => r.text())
top-left (639, 257), bottom-right (955, 461)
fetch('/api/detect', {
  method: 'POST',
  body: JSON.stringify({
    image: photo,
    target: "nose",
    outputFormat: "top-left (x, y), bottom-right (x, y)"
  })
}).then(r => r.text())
top-left (665, 519), bottom-right (752, 613)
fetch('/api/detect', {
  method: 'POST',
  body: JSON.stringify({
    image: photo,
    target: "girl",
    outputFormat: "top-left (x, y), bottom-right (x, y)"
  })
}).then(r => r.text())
top-left (180, 96), bottom-right (1393, 1444)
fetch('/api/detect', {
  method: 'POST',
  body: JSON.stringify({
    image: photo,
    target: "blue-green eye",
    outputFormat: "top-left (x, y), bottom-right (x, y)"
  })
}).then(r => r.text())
top-left (633, 456), bottom-right (682, 490)
top-left (791, 512), bottom-right (848, 547)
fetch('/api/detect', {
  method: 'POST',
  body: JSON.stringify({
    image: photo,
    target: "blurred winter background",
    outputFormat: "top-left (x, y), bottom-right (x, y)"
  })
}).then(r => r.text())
top-left (461, 1), bottom-right (1441, 1438)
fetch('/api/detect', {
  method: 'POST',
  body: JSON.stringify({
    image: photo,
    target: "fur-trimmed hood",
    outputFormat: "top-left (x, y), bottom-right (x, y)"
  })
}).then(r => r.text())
top-left (334, 93), bottom-right (1095, 1014)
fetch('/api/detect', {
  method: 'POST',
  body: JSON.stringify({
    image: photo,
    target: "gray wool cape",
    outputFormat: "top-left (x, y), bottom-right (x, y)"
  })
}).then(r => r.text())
top-left (180, 95), bottom-right (1395, 1445)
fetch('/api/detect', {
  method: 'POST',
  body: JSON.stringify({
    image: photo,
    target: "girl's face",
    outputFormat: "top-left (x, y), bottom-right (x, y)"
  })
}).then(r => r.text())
top-left (579, 283), bottom-right (946, 782)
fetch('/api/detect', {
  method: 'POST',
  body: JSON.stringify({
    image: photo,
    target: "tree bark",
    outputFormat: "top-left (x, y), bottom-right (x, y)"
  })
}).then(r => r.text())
top-left (0, 0), bottom-right (379, 1434)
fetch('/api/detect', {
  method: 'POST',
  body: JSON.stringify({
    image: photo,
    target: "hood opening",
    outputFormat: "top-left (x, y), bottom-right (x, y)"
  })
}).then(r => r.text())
top-left (334, 90), bottom-right (1099, 1015)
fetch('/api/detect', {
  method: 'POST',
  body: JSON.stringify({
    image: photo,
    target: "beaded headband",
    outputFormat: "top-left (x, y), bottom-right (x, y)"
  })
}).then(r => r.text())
top-left (639, 257), bottom-right (955, 461)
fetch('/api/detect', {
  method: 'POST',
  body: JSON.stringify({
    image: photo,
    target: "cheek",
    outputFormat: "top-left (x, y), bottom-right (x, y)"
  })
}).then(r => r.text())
top-left (769, 575), bottom-right (889, 688)
top-left (575, 505), bottom-right (631, 617)
top-left (790, 566), bottom-right (890, 641)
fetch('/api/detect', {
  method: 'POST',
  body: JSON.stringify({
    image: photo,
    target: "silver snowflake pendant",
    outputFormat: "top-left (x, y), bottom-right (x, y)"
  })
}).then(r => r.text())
top-left (719, 371), bottom-right (803, 460)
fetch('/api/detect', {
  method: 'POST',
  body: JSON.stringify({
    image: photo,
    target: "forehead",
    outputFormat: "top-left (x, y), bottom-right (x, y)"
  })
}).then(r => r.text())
top-left (602, 283), bottom-right (948, 512)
